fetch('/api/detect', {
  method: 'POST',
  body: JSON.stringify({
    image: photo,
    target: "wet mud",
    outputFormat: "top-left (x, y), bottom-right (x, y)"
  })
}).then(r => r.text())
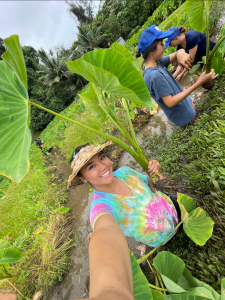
top-left (49, 72), bottom-right (208, 299)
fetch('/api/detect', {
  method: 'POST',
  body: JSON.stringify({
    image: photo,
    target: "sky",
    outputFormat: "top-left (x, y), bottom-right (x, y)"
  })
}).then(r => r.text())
top-left (0, 1), bottom-right (99, 52)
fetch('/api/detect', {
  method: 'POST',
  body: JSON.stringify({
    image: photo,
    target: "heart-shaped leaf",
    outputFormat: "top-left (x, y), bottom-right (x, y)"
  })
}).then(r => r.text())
top-left (177, 193), bottom-right (196, 212)
top-left (183, 207), bottom-right (214, 246)
top-left (130, 250), bottom-right (153, 300)
top-left (0, 248), bottom-right (22, 264)
top-left (2, 35), bottom-right (27, 90)
top-left (185, 287), bottom-right (215, 299)
top-left (153, 251), bottom-right (185, 283)
top-left (210, 51), bottom-right (225, 75)
top-left (161, 275), bottom-right (186, 293)
top-left (185, 0), bottom-right (211, 32)
top-left (79, 83), bottom-right (107, 123)
top-left (178, 267), bottom-right (220, 300)
top-left (0, 61), bottom-right (31, 183)
top-left (110, 42), bottom-right (139, 70)
top-left (66, 48), bottom-right (154, 108)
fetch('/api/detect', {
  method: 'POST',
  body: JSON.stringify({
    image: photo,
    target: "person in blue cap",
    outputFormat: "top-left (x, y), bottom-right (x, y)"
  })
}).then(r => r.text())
top-left (165, 26), bottom-right (216, 81)
top-left (136, 24), bottom-right (217, 127)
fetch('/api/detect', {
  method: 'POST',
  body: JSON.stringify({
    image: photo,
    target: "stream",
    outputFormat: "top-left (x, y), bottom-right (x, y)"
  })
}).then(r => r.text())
top-left (49, 74), bottom-right (206, 300)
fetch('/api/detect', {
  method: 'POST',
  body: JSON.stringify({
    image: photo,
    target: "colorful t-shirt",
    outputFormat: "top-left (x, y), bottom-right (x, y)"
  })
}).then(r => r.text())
top-left (90, 166), bottom-right (178, 247)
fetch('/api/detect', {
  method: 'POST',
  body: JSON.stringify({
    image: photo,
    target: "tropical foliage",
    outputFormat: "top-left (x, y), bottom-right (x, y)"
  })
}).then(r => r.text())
top-left (185, 0), bottom-right (225, 75)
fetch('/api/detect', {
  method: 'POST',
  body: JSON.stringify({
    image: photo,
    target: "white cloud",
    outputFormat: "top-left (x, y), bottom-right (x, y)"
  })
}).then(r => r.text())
top-left (0, 1), bottom-right (78, 51)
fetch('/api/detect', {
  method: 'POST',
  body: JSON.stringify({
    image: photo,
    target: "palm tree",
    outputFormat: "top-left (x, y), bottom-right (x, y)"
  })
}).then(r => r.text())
top-left (76, 24), bottom-right (108, 53)
top-left (37, 48), bottom-right (74, 88)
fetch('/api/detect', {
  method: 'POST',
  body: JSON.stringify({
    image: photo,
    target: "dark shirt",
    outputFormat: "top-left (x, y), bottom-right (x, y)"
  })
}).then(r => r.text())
top-left (177, 30), bottom-right (216, 64)
top-left (143, 56), bottom-right (196, 127)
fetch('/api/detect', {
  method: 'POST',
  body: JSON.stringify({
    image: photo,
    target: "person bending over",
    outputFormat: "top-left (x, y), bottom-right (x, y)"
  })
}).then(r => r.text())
top-left (164, 26), bottom-right (216, 81)
top-left (136, 25), bottom-right (216, 127)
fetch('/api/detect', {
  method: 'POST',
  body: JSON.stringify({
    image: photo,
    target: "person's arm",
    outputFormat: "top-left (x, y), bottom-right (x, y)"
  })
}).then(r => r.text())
top-left (161, 69), bottom-right (217, 108)
top-left (173, 65), bottom-right (183, 79)
top-left (175, 46), bottom-right (198, 81)
top-left (76, 214), bottom-right (134, 300)
top-left (169, 49), bottom-right (192, 69)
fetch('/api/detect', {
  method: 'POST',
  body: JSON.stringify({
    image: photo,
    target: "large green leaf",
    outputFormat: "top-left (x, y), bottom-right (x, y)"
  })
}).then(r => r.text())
top-left (153, 251), bottom-right (185, 283)
top-left (210, 51), bottom-right (225, 76)
top-left (151, 290), bottom-right (167, 300)
top-left (0, 240), bottom-right (11, 249)
top-left (178, 268), bottom-right (220, 300)
top-left (79, 83), bottom-right (107, 123)
top-left (110, 42), bottom-right (139, 70)
top-left (161, 275), bottom-right (186, 293)
top-left (2, 35), bottom-right (27, 90)
top-left (185, 1), bottom-right (211, 32)
top-left (221, 278), bottom-right (225, 300)
top-left (218, 27), bottom-right (225, 54)
top-left (0, 248), bottom-right (22, 264)
top-left (177, 193), bottom-right (196, 213)
top-left (130, 250), bottom-right (153, 300)
top-left (66, 48), bottom-right (154, 108)
top-left (167, 294), bottom-right (211, 300)
top-left (183, 207), bottom-right (214, 246)
top-left (0, 61), bottom-right (31, 182)
top-left (185, 287), bottom-right (214, 299)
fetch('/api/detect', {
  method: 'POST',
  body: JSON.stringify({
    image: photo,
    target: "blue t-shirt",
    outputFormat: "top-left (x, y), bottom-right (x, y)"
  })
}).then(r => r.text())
top-left (177, 30), bottom-right (216, 64)
top-left (143, 56), bottom-right (196, 127)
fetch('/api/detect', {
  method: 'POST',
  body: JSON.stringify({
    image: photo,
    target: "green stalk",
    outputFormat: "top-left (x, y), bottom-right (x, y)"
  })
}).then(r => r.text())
top-left (157, 272), bottom-right (166, 295)
top-left (206, 36), bottom-right (225, 73)
top-left (205, 1), bottom-right (210, 73)
top-left (148, 283), bottom-right (168, 292)
top-left (137, 222), bottom-right (183, 264)
top-left (147, 260), bottom-right (159, 287)
top-left (123, 98), bottom-right (148, 161)
top-left (100, 95), bottom-right (142, 154)
top-left (30, 101), bottom-right (148, 170)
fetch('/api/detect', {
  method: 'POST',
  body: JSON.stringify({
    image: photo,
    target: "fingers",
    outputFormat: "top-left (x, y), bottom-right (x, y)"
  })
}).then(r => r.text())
top-left (148, 160), bottom-right (161, 175)
top-left (213, 73), bottom-right (219, 79)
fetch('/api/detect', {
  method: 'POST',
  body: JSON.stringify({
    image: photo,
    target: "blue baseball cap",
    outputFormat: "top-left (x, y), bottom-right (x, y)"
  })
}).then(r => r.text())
top-left (164, 27), bottom-right (181, 49)
top-left (138, 24), bottom-right (174, 54)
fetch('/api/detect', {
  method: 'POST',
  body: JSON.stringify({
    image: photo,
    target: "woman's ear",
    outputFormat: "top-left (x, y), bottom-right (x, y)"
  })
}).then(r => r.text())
top-left (78, 175), bottom-right (88, 183)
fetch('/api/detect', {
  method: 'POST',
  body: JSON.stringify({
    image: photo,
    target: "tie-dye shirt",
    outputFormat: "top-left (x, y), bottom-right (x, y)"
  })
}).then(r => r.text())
top-left (90, 167), bottom-right (178, 247)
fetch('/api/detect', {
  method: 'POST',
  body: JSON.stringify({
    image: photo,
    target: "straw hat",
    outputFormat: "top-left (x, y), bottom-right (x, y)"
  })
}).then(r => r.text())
top-left (67, 141), bottom-right (113, 189)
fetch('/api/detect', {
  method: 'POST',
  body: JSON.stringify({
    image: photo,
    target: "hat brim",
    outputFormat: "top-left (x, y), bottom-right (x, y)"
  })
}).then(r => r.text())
top-left (164, 31), bottom-right (180, 48)
top-left (67, 141), bottom-right (113, 189)
top-left (157, 29), bottom-right (174, 40)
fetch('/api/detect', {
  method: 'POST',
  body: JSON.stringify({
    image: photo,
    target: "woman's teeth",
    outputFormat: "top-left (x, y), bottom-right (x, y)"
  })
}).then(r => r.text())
top-left (101, 170), bottom-right (109, 177)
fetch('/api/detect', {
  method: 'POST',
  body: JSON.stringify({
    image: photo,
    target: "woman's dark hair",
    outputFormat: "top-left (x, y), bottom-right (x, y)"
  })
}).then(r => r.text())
top-left (136, 39), bottom-right (161, 69)
top-left (70, 143), bottom-right (90, 176)
top-left (70, 143), bottom-right (89, 164)
top-left (178, 25), bottom-right (186, 34)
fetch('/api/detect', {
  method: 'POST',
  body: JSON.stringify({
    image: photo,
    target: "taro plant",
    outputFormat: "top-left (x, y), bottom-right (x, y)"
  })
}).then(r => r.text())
top-left (0, 35), bottom-right (155, 183)
top-left (0, 35), bottom-right (214, 257)
top-left (130, 195), bottom-right (217, 299)
top-left (185, 0), bottom-right (225, 79)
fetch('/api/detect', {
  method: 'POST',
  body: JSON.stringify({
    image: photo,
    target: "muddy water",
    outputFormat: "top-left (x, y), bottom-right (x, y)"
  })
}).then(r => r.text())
top-left (50, 73), bottom-right (206, 300)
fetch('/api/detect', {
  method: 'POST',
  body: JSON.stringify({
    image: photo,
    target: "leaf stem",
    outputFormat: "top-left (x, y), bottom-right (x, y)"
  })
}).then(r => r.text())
top-left (123, 99), bottom-right (147, 160)
top-left (30, 101), bottom-right (148, 170)
top-left (205, 1), bottom-right (210, 73)
top-left (100, 94), bottom-right (142, 153)
top-left (137, 221), bottom-right (183, 264)
top-left (148, 283), bottom-right (168, 292)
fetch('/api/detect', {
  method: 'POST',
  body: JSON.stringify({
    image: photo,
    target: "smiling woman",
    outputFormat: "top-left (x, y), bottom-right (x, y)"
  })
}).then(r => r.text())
top-left (68, 142), bottom-right (180, 248)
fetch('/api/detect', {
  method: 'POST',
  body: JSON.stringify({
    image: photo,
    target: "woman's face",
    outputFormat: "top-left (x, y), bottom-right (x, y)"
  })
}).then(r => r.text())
top-left (151, 40), bottom-right (165, 61)
top-left (79, 152), bottom-right (114, 188)
top-left (169, 36), bottom-right (179, 48)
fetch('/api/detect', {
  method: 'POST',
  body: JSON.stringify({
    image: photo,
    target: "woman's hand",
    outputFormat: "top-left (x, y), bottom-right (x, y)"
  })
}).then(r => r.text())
top-left (197, 69), bottom-right (218, 85)
top-left (176, 50), bottom-right (192, 70)
top-left (148, 160), bottom-right (161, 175)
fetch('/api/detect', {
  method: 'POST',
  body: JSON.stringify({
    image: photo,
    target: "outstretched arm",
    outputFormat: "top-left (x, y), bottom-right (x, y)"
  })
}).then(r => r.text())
top-left (74, 214), bottom-right (134, 300)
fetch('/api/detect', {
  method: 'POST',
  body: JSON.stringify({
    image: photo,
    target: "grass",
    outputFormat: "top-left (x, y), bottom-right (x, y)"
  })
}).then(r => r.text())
top-left (0, 145), bottom-right (76, 299)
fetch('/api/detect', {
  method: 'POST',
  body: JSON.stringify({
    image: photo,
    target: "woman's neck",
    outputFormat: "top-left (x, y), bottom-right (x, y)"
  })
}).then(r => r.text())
top-left (145, 57), bottom-right (157, 69)
top-left (93, 176), bottom-right (119, 194)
